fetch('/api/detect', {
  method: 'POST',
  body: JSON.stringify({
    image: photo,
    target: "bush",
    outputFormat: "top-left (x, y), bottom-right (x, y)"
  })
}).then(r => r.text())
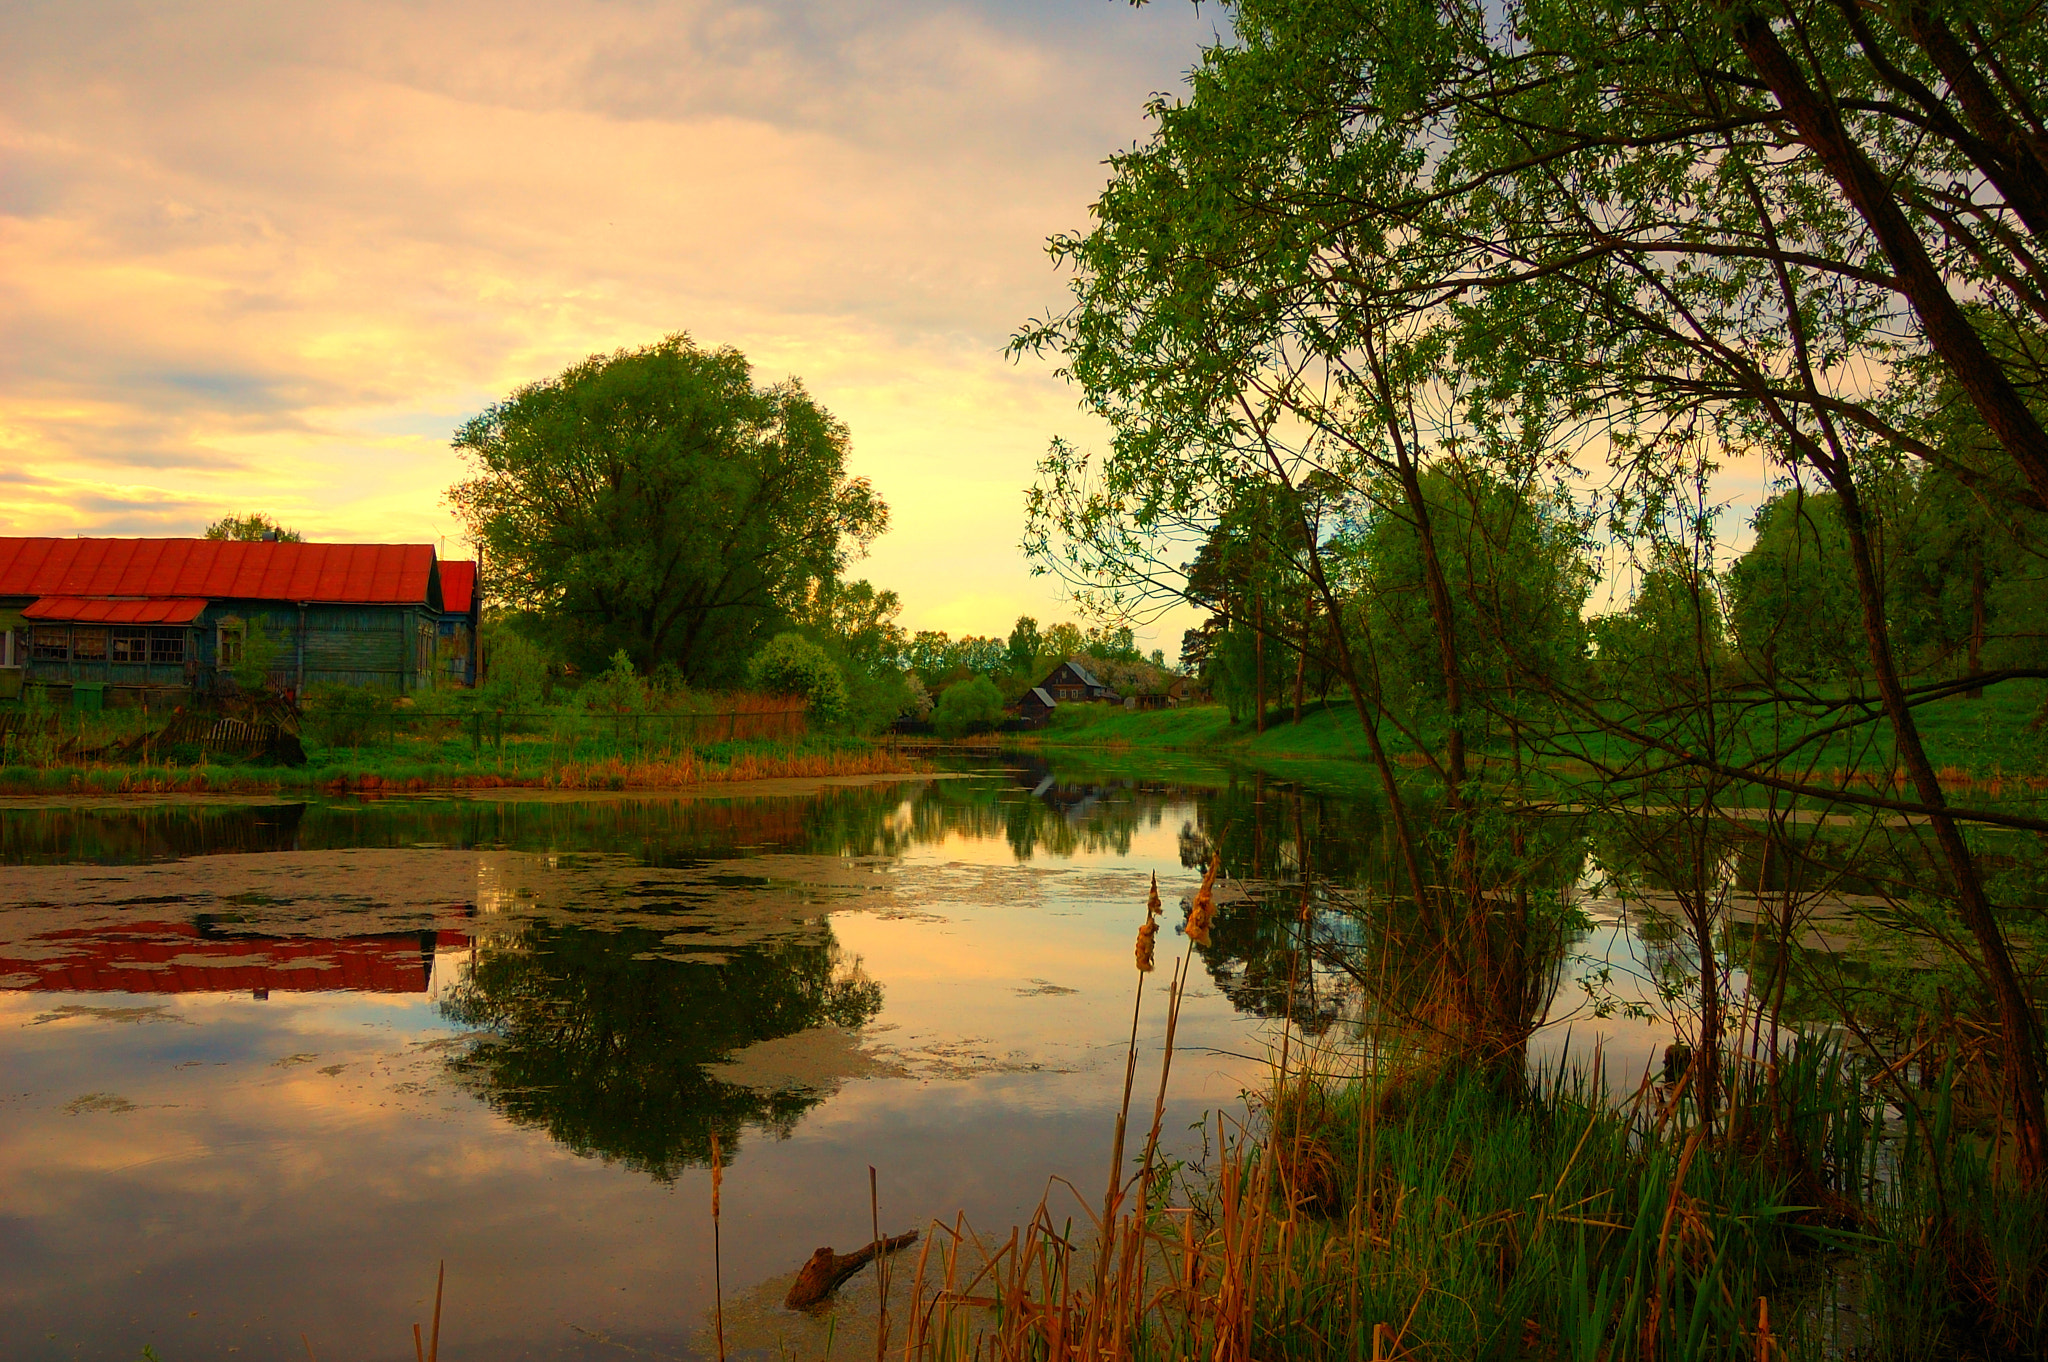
top-left (303, 685), bottom-right (394, 748)
top-left (482, 631), bottom-right (549, 712)
top-left (580, 649), bottom-right (648, 714)
top-left (746, 633), bottom-right (848, 723)
top-left (932, 675), bottom-right (1004, 737)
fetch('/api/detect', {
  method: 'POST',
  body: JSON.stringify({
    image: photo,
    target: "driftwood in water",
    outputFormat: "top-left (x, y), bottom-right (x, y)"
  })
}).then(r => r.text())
top-left (784, 1230), bottom-right (920, 1310)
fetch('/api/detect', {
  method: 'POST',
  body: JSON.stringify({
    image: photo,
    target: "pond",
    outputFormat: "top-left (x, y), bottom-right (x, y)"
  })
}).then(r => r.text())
top-left (0, 758), bottom-right (1699, 1360)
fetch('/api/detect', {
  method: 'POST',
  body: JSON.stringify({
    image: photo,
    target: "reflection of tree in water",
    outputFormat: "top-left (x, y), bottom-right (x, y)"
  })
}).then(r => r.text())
top-left (0, 801), bottom-right (310, 865)
top-left (440, 921), bottom-right (882, 1181)
top-left (896, 771), bottom-right (1158, 861)
top-left (1172, 776), bottom-right (1588, 1055)
top-left (0, 764), bottom-right (1186, 871)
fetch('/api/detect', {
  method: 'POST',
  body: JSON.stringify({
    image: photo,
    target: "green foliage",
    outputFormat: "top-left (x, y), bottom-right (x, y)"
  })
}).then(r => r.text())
top-left (1346, 465), bottom-right (1593, 717)
top-left (906, 630), bottom-right (1008, 685)
top-left (1593, 548), bottom-right (1730, 697)
top-left (1005, 616), bottom-right (1041, 673)
top-left (204, 513), bottom-right (301, 542)
top-left (580, 649), bottom-right (648, 714)
top-left (932, 675), bottom-right (1005, 737)
top-left (303, 684), bottom-right (394, 748)
top-left (449, 333), bottom-right (887, 683)
top-left (1726, 491), bottom-right (1867, 682)
top-left (746, 632), bottom-right (849, 723)
top-left (1207, 625), bottom-right (1284, 725)
top-left (234, 617), bottom-right (282, 691)
top-left (482, 630), bottom-right (549, 711)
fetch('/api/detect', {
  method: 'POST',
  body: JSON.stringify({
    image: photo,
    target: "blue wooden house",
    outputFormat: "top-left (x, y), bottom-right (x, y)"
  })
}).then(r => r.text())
top-left (0, 538), bottom-right (480, 703)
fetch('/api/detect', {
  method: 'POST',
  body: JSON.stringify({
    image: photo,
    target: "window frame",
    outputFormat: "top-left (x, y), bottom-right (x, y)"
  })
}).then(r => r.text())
top-left (32, 626), bottom-right (70, 661)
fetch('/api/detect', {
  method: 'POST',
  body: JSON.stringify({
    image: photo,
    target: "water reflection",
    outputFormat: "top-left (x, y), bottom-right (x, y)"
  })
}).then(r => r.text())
top-left (11, 759), bottom-right (1955, 1360)
top-left (0, 918), bottom-right (465, 995)
top-left (442, 922), bottom-right (883, 1180)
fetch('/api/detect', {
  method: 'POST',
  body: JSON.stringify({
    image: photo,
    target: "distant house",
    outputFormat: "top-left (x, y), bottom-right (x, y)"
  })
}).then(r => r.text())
top-left (0, 537), bottom-right (479, 703)
top-left (1017, 685), bottom-right (1058, 725)
top-left (1036, 658), bottom-right (1122, 705)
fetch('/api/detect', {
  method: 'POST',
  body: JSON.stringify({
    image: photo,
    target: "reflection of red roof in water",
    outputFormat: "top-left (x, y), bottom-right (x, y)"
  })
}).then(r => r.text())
top-left (1, 922), bottom-right (470, 995)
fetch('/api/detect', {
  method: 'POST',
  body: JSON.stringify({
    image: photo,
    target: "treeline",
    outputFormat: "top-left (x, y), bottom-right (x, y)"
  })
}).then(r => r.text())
top-left (445, 336), bottom-right (1192, 734)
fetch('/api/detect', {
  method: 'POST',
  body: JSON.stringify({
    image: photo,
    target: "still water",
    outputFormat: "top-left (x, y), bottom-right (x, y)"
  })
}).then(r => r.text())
top-left (0, 761), bottom-right (1674, 1360)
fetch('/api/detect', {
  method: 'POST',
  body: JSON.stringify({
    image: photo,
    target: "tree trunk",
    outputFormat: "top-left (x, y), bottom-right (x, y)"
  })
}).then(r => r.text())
top-left (1831, 474), bottom-right (2047, 1181)
top-left (1967, 547), bottom-right (1986, 699)
top-left (1293, 601), bottom-right (1306, 725)
top-left (1727, 9), bottom-right (2048, 510)
top-left (1255, 592), bottom-right (1267, 735)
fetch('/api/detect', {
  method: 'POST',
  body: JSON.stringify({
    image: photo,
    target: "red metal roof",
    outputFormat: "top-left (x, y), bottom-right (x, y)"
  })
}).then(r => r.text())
top-left (440, 560), bottom-right (478, 615)
top-left (22, 596), bottom-right (210, 625)
top-left (0, 538), bottom-right (438, 607)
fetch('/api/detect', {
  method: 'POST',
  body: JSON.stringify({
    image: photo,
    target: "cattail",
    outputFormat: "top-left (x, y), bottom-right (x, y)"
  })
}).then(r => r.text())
top-left (1146, 872), bottom-right (1162, 920)
top-left (1186, 855), bottom-right (1220, 947)
top-left (1135, 919), bottom-right (1158, 972)
top-left (710, 1128), bottom-right (723, 1220)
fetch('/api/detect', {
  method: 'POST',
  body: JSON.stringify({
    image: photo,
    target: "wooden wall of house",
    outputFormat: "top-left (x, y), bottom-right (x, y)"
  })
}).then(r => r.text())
top-left (0, 601), bottom-right (440, 698)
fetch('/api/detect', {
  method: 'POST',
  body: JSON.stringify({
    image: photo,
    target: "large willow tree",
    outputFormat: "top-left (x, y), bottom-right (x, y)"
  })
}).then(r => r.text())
top-left (1017, 0), bottom-right (2048, 1174)
top-left (449, 334), bottom-right (887, 683)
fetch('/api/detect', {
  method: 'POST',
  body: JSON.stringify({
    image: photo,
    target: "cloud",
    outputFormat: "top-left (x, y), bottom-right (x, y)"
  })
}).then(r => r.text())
top-left (0, 2), bottom-right (1214, 642)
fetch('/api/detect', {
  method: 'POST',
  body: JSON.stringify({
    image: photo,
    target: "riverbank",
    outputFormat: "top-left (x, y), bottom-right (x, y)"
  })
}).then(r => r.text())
top-left (0, 735), bottom-right (927, 797)
top-left (1021, 681), bottom-right (2048, 791)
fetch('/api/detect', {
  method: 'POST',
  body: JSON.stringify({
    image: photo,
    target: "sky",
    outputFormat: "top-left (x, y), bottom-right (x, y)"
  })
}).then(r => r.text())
top-left (0, 0), bottom-right (1223, 651)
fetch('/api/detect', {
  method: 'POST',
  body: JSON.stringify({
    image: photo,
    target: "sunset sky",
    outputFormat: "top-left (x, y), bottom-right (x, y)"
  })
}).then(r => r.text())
top-left (1, 0), bottom-right (1221, 649)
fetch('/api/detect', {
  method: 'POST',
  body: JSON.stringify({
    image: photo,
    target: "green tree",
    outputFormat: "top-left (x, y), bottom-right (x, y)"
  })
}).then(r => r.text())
top-left (746, 632), bottom-right (849, 723)
top-left (448, 334), bottom-right (887, 683)
top-left (231, 618), bottom-right (282, 692)
top-left (1727, 491), bottom-right (1867, 683)
top-left (1347, 465), bottom-right (1593, 730)
top-left (204, 513), bottom-right (301, 542)
top-left (581, 648), bottom-right (648, 714)
top-left (482, 630), bottom-right (548, 711)
top-left (1005, 616), bottom-right (1041, 674)
top-left (931, 675), bottom-right (1005, 737)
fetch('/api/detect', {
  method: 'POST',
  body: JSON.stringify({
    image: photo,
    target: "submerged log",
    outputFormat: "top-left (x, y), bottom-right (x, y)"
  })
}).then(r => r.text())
top-left (784, 1230), bottom-right (920, 1310)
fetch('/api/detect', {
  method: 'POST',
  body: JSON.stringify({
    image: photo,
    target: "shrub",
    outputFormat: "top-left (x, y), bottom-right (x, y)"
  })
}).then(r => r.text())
top-left (581, 649), bottom-right (647, 714)
top-left (303, 685), bottom-right (394, 748)
top-left (746, 633), bottom-right (848, 723)
top-left (932, 675), bottom-right (1004, 737)
top-left (483, 632), bottom-right (549, 712)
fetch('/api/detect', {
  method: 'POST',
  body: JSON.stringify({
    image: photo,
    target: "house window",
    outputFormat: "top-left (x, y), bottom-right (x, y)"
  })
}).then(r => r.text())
top-left (72, 628), bottom-right (108, 661)
top-left (32, 626), bottom-right (70, 661)
top-left (218, 621), bottom-right (245, 667)
top-left (112, 631), bottom-right (149, 663)
top-left (150, 630), bottom-right (186, 665)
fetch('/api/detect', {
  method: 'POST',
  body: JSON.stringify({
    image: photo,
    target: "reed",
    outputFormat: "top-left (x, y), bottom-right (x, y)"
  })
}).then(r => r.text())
top-left (896, 876), bottom-right (2048, 1362)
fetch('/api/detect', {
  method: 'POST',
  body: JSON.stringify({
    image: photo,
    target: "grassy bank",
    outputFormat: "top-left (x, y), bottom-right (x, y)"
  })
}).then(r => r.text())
top-left (895, 880), bottom-right (2048, 1362)
top-left (0, 734), bottom-right (925, 797)
top-left (1024, 680), bottom-right (2048, 792)
top-left (910, 1050), bottom-right (2045, 1360)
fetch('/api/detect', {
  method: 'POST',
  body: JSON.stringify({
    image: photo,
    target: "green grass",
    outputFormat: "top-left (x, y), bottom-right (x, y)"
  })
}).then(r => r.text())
top-left (1027, 680), bottom-right (2047, 796)
top-left (0, 732), bottom-right (902, 795)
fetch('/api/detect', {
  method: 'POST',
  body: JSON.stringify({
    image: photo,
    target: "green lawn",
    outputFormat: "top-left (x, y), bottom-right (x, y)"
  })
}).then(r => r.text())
top-left (1027, 678), bottom-right (2048, 791)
